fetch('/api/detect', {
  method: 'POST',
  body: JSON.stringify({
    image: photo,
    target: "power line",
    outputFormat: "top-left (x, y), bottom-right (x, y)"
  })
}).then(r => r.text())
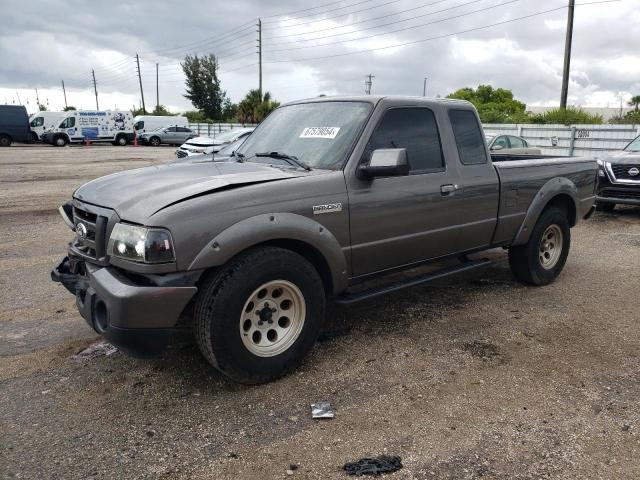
top-left (263, 1), bottom-right (617, 64)
top-left (262, 0), bottom-right (376, 22)
top-left (266, 0), bottom-right (521, 53)
top-left (264, 0), bottom-right (466, 42)
top-left (263, 0), bottom-right (402, 30)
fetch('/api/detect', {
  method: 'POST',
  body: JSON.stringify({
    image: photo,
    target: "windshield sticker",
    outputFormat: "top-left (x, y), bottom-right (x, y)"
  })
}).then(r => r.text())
top-left (299, 127), bottom-right (340, 139)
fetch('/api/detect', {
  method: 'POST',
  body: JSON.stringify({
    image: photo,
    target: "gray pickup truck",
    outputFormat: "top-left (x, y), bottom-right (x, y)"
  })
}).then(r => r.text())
top-left (52, 96), bottom-right (597, 383)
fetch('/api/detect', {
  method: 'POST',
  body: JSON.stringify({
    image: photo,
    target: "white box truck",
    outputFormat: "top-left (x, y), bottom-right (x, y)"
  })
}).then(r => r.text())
top-left (42, 110), bottom-right (134, 147)
top-left (29, 111), bottom-right (65, 142)
top-left (133, 115), bottom-right (188, 135)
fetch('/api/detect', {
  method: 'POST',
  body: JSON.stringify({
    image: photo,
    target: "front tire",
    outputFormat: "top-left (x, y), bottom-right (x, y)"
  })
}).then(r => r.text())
top-left (194, 247), bottom-right (325, 384)
top-left (0, 134), bottom-right (11, 147)
top-left (149, 136), bottom-right (161, 146)
top-left (508, 206), bottom-right (571, 286)
top-left (54, 135), bottom-right (67, 147)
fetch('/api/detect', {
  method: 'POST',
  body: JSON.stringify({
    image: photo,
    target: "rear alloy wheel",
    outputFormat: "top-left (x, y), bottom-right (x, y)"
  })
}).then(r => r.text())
top-left (509, 206), bottom-right (571, 286)
top-left (54, 136), bottom-right (66, 147)
top-left (116, 135), bottom-right (127, 146)
top-left (194, 246), bottom-right (325, 384)
top-left (149, 136), bottom-right (161, 146)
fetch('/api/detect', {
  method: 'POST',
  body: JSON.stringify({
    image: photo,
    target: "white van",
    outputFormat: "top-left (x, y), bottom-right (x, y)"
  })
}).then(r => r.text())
top-left (133, 115), bottom-right (188, 135)
top-left (42, 110), bottom-right (135, 147)
top-left (29, 111), bottom-right (65, 141)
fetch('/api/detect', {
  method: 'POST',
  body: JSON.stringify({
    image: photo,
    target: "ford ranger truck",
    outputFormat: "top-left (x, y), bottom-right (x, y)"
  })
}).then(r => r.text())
top-left (52, 96), bottom-right (597, 384)
top-left (596, 134), bottom-right (640, 211)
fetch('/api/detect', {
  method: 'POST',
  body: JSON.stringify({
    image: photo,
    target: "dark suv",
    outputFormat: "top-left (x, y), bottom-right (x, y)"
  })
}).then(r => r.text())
top-left (596, 135), bottom-right (640, 211)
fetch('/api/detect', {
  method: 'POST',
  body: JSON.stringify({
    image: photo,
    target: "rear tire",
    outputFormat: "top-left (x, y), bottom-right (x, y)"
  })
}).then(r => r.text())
top-left (509, 206), bottom-right (571, 286)
top-left (115, 135), bottom-right (127, 146)
top-left (31, 132), bottom-right (39, 142)
top-left (194, 247), bottom-right (325, 384)
top-left (0, 134), bottom-right (11, 147)
top-left (596, 202), bottom-right (615, 212)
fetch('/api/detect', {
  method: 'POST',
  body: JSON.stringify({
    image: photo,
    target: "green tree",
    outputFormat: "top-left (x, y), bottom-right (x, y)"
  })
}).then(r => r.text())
top-left (628, 95), bottom-right (640, 112)
top-left (531, 107), bottom-right (603, 125)
top-left (184, 110), bottom-right (210, 123)
top-left (63, 106), bottom-right (76, 111)
top-left (151, 105), bottom-right (174, 116)
top-left (131, 106), bottom-right (145, 116)
top-left (38, 103), bottom-right (47, 111)
top-left (222, 98), bottom-right (238, 122)
top-left (237, 90), bottom-right (279, 123)
top-left (446, 85), bottom-right (530, 123)
top-left (181, 54), bottom-right (227, 120)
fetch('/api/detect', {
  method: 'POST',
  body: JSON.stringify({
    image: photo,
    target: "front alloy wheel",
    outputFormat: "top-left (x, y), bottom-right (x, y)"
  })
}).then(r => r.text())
top-left (240, 280), bottom-right (306, 357)
top-left (194, 246), bottom-right (325, 384)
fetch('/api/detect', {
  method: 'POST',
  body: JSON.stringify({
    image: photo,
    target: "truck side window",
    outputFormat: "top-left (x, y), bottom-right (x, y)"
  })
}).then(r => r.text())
top-left (366, 107), bottom-right (444, 173)
top-left (31, 117), bottom-right (44, 127)
top-left (449, 109), bottom-right (488, 165)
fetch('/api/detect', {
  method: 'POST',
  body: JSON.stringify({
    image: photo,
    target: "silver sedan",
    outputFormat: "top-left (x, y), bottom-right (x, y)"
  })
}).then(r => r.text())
top-left (140, 126), bottom-right (196, 146)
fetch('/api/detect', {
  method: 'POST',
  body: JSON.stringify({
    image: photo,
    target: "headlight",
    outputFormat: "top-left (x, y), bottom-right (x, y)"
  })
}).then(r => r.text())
top-left (107, 223), bottom-right (175, 263)
top-left (597, 160), bottom-right (607, 177)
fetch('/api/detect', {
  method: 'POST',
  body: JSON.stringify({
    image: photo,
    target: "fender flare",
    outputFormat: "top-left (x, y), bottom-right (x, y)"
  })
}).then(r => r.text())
top-left (512, 177), bottom-right (578, 246)
top-left (188, 213), bottom-right (349, 293)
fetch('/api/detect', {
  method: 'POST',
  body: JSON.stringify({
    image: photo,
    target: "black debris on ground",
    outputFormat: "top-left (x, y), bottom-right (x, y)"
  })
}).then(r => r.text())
top-left (343, 455), bottom-right (403, 476)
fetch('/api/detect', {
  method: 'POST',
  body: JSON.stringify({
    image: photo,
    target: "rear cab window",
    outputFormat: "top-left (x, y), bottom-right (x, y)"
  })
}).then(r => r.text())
top-left (449, 109), bottom-right (488, 165)
top-left (365, 107), bottom-right (444, 174)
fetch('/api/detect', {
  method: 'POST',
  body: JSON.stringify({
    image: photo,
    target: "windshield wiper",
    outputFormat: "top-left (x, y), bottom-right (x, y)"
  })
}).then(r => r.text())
top-left (254, 151), bottom-right (312, 171)
top-left (231, 150), bottom-right (245, 162)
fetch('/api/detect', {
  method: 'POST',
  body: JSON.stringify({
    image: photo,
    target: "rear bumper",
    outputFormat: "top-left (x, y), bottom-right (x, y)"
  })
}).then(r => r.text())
top-left (51, 257), bottom-right (198, 356)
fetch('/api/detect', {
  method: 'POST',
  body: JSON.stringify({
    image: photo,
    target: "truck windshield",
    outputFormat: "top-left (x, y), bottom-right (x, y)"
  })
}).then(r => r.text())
top-left (237, 101), bottom-right (372, 170)
top-left (625, 136), bottom-right (640, 152)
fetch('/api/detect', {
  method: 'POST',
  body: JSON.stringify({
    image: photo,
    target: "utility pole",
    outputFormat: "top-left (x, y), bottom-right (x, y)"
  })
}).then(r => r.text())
top-left (91, 69), bottom-right (99, 110)
top-left (61, 80), bottom-right (68, 109)
top-left (365, 74), bottom-right (375, 95)
top-left (156, 63), bottom-right (159, 111)
top-left (560, 0), bottom-right (575, 110)
top-left (423, 77), bottom-right (428, 96)
top-left (257, 19), bottom-right (262, 98)
top-left (135, 53), bottom-right (146, 114)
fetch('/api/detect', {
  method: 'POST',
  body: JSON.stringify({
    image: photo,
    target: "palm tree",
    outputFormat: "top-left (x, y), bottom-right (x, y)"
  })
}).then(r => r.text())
top-left (237, 90), bottom-right (279, 123)
top-left (629, 95), bottom-right (640, 112)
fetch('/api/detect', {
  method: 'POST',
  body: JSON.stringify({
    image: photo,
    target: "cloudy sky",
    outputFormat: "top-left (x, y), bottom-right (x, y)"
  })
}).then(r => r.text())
top-left (1, 0), bottom-right (638, 114)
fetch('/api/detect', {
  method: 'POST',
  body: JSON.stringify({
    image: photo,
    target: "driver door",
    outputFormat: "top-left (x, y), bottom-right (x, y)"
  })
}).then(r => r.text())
top-left (347, 106), bottom-right (463, 277)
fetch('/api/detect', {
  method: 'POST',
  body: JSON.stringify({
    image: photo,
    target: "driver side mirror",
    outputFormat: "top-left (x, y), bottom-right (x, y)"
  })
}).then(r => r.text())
top-left (491, 144), bottom-right (503, 151)
top-left (358, 148), bottom-right (409, 179)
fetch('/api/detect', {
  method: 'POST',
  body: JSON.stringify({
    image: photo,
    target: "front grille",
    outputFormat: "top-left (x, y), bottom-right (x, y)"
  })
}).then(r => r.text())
top-left (611, 163), bottom-right (640, 181)
top-left (600, 188), bottom-right (640, 201)
top-left (72, 206), bottom-right (108, 260)
top-left (176, 150), bottom-right (188, 158)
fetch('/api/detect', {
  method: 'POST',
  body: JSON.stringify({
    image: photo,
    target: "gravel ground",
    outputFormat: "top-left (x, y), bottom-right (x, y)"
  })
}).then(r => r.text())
top-left (1, 145), bottom-right (639, 479)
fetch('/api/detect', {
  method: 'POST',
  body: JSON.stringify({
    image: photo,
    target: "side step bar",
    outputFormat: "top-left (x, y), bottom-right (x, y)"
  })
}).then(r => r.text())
top-left (335, 258), bottom-right (492, 305)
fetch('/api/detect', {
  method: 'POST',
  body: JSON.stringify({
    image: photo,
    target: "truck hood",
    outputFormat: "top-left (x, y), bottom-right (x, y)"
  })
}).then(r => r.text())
top-left (605, 150), bottom-right (640, 164)
top-left (74, 161), bottom-right (309, 221)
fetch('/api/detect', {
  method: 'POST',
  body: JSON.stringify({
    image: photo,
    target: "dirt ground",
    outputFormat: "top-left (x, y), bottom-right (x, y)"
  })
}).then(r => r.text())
top-left (1, 145), bottom-right (639, 479)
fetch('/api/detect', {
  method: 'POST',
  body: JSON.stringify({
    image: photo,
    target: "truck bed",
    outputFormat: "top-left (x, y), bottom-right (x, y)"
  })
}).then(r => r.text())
top-left (491, 156), bottom-right (597, 246)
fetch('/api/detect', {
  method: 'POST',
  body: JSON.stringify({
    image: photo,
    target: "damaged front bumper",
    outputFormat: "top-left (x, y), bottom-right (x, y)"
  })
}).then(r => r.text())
top-left (51, 256), bottom-right (198, 356)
